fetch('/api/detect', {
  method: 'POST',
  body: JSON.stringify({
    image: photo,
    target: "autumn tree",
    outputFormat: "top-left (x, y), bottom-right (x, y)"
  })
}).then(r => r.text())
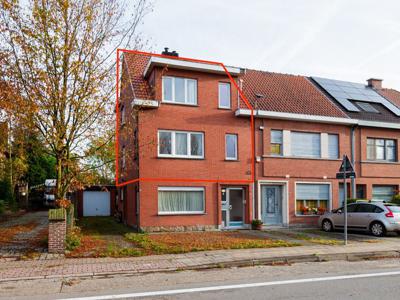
top-left (0, 0), bottom-right (152, 199)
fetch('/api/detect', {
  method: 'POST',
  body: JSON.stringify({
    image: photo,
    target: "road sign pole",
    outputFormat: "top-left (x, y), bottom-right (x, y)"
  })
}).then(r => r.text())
top-left (343, 155), bottom-right (348, 246)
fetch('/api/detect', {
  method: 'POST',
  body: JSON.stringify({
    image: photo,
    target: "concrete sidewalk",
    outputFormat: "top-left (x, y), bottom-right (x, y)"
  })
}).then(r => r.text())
top-left (1, 240), bottom-right (400, 282)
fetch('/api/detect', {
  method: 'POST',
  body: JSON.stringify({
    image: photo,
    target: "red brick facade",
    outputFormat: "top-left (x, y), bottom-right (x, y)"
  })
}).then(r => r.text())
top-left (117, 51), bottom-right (400, 231)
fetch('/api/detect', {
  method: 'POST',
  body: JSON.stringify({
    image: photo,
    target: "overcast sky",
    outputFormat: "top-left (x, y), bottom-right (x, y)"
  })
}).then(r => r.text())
top-left (139, 0), bottom-right (400, 90)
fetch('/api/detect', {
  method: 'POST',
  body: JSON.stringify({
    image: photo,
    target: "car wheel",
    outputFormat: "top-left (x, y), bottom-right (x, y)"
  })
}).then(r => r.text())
top-left (370, 222), bottom-right (386, 237)
top-left (321, 219), bottom-right (333, 232)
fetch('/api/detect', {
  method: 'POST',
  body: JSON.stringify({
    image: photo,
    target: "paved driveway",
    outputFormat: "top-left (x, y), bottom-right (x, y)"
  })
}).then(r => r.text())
top-left (0, 211), bottom-right (48, 259)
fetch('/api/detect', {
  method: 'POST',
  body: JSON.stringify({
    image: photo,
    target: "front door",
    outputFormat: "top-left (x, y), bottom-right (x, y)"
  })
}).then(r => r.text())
top-left (222, 188), bottom-right (245, 228)
top-left (261, 185), bottom-right (282, 225)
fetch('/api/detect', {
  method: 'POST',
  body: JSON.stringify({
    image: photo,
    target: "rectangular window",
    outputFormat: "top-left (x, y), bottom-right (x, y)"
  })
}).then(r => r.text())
top-left (328, 134), bottom-right (339, 159)
top-left (120, 105), bottom-right (125, 126)
top-left (158, 187), bottom-right (205, 214)
top-left (162, 76), bottom-right (197, 105)
top-left (367, 138), bottom-right (396, 162)
top-left (271, 130), bottom-right (283, 156)
top-left (372, 185), bottom-right (396, 202)
top-left (291, 132), bottom-right (321, 158)
top-left (158, 130), bottom-right (204, 159)
top-left (218, 82), bottom-right (231, 108)
top-left (122, 146), bottom-right (126, 169)
top-left (296, 183), bottom-right (330, 215)
top-left (225, 134), bottom-right (238, 160)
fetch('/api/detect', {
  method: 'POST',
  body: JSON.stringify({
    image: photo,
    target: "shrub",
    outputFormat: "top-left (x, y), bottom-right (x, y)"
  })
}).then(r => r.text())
top-left (392, 194), bottom-right (400, 205)
top-left (66, 227), bottom-right (81, 251)
top-left (0, 200), bottom-right (5, 215)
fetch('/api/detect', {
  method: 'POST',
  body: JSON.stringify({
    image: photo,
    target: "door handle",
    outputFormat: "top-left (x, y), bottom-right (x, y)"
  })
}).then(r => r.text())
top-left (229, 205), bottom-right (232, 210)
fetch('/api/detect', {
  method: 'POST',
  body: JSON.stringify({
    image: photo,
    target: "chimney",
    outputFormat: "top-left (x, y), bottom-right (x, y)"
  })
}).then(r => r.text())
top-left (161, 47), bottom-right (179, 57)
top-left (367, 78), bottom-right (383, 89)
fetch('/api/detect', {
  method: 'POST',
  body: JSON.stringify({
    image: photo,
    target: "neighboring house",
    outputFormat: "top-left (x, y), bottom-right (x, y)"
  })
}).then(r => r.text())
top-left (117, 49), bottom-right (400, 231)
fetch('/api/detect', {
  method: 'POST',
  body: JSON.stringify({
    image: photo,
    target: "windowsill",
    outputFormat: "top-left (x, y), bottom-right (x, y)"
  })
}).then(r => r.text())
top-left (295, 214), bottom-right (322, 217)
top-left (361, 160), bottom-right (399, 165)
top-left (157, 156), bottom-right (204, 160)
top-left (225, 159), bottom-right (239, 162)
top-left (161, 101), bottom-right (199, 107)
top-left (218, 107), bottom-right (232, 110)
top-left (158, 212), bottom-right (206, 216)
top-left (263, 155), bottom-right (341, 161)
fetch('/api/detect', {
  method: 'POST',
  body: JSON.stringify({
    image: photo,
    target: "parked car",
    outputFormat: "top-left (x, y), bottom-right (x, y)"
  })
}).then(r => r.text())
top-left (318, 202), bottom-right (400, 237)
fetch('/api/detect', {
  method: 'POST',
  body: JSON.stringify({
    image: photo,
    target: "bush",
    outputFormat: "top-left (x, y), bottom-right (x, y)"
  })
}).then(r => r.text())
top-left (66, 227), bottom-right (81, 251)
top-left (392, 195), bottom-right (400, 205)
top-left (0, 200), bottom-right (5, 215)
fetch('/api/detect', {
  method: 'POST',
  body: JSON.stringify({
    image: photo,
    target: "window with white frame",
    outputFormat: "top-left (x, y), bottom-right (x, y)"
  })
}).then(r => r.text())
top-left (328, 134), bottom-right (339, 159)
top-left (162, 76), bottom-right (197, 105)
top-left (158, 187), bottom-right (205, 214)
top-left (271, 130), bottom-right (283, 156)
top-left (225, 134), bottom-right (238, 160)
top-left (291, 132), bottom-right (321, 158)
top-left (218, 82), bottom-right (231, 108)
top-left (296, 183), bottom-right (330, 215)
top-left (158, 130), bottom-right (204, 158)
top-left (122, 146), bottom-right (126, 169)
top-left (367, 138), bottom-right (396, 162)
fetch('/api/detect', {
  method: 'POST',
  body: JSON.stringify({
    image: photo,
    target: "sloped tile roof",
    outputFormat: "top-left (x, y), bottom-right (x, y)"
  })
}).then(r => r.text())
top-left (123, 53), bottom-right (152, 100)
top-left (378, 88), bottom-right (400, 108)
top-left (240, 69), bottom-right (348, 118)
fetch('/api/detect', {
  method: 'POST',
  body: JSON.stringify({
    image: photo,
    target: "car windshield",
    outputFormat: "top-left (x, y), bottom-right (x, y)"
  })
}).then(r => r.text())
top-left (386, 205), bottom-right (400, 212)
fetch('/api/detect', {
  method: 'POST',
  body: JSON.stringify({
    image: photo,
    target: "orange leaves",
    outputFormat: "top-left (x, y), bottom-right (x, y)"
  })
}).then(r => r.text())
top-left (0, 222), bottom-right (38, 244)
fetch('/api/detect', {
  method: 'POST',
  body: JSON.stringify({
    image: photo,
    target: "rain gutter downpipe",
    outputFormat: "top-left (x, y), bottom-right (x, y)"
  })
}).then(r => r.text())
top-left (350, 125), bottom-right (357, 199)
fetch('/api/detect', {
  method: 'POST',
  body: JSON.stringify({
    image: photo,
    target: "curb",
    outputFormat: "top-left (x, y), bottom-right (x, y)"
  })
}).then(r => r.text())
top-left (1, 250), bottom-right (399, 283)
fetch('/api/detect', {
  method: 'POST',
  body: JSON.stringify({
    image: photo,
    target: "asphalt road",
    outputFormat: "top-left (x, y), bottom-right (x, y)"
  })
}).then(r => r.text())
top-left (2, 258), bottom-right (400, 300)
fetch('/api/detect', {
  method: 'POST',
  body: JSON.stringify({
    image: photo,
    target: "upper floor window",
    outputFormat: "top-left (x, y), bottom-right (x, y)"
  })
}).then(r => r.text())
top-left (218, 82), bottom-right (231, 109)
top-left (367, 138), bottom-right (396, 162)
top-left (328, 134), bottom-right (339, 159)
top-left (225, 134), bottom-right (238, 160)
top-left (158, 130), bottom-right (204, 159)
top-left (271, 130), bottom-right (283, 156)
top-left (162, 76), bottom-right (197, 105)
top-left (122, 146), bottom-right (126, 169)
top-left (120, 105), bottom-right (125, 126)
top-left (291, 132), bottom-right (321, 158)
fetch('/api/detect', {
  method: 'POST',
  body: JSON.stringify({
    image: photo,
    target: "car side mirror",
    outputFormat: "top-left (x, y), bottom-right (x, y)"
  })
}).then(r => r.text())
top-left (336, 209), bottom-right (342, 214)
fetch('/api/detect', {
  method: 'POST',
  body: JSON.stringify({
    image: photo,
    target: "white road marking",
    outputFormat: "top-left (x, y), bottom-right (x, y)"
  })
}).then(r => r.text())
top-left (58, 270), bottom-right (400, 300)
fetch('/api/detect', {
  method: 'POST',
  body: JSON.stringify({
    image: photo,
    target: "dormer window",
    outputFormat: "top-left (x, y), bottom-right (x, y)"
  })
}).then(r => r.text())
top-left (162, 76), bottom-right (197, 105)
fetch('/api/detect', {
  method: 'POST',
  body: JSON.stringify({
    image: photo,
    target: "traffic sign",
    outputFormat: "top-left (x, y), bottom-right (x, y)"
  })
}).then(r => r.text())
top-left (338, 155), bottom-right (355, 173)
top-left (336, 172), bottom-right (356, 179)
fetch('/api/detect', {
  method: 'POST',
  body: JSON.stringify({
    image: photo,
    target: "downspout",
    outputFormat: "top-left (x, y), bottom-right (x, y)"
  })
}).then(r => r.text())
top-left (350, 125), bottom-right (357, 198)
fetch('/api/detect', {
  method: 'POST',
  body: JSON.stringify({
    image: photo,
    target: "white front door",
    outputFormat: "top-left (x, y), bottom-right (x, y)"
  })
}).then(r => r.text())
top-left (222, 188), bottom-right (245, 228)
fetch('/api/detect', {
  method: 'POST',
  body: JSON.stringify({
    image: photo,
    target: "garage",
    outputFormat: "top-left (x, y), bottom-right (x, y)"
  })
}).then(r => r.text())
top-left (83, 191), bottom-right (111, 216)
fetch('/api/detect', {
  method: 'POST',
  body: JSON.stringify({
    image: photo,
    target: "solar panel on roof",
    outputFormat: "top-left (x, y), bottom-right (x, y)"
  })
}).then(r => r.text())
top-left (354, 101), bottom-right (379, 113)
top-left (312, 77), bottom-right (400, 116)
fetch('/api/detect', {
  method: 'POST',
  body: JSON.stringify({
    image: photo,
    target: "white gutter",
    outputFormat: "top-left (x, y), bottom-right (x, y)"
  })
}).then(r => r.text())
top-left (235, 109), bottom-right (400, 129)
top-left (143, 56), bottom-right (241, 78)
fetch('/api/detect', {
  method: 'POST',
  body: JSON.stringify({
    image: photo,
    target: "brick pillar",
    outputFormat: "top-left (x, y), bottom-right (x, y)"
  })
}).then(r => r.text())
top-left (48, 213), bottom-right (66, 254)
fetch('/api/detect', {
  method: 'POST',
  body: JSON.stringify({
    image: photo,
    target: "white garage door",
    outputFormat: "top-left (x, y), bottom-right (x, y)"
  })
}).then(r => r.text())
top-left (83, 191), bottom-right (110, 216)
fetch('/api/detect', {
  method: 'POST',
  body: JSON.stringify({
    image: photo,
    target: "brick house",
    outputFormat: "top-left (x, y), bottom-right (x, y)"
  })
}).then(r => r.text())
top-left (117, 49), bottom-right (400, 231)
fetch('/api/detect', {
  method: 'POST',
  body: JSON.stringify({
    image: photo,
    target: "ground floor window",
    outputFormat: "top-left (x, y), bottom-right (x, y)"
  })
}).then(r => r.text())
top-left (296, 183), bottom-right (330, 215)
top-left (158, 187), bottom-right (205, 214)
top-left (356, 184), bottom-right (366, 199)
top-left (372, 185), bottom-right (397, 202)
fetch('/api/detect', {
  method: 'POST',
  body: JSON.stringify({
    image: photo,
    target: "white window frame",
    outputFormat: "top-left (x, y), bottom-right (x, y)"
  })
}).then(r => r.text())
top-left (158, 130), bottom-right (204, 159)
top-left (225, 134), bottom-right (238, 160)
top-left (294, 182), bottom-right (332, 217)
top-left (218, 82), bottom-right (231, 109)
top-left (162, 76), bottom-right (197, 105)
top-left (290, 131), bottom-right (321, 158)
top-left (158, 187), bottom-right (205, 215)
